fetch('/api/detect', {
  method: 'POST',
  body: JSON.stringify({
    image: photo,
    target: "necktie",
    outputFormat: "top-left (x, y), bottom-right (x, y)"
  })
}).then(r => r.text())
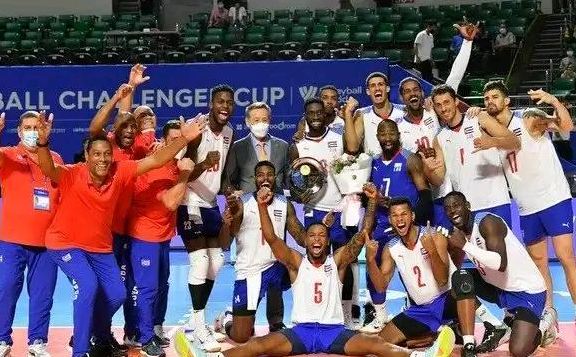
top-left (258, 142), bottom-right (268, 161)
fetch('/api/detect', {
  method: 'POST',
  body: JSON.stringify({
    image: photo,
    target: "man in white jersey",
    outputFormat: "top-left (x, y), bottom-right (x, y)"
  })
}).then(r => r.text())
top-left (343, 72), bottom-right (405, 156)
top-left (366, 197), bottom-right (458, 347)
top-left (174, 183), bottom-right (456, 357)
top-left (176, 85), bottom-right (235, 352)
top-left (482, 82), bottom-right (576, 328)
top-left (443, 191), bottom-right (553, 357)
top-left (293, 85), bottom-right (347, 139)
top-left (289, 97), bottom-right (362, 328)
top-left (421, 84), bottom-right (520, 226)
top-left (213, 160), bottom-right (307, 343)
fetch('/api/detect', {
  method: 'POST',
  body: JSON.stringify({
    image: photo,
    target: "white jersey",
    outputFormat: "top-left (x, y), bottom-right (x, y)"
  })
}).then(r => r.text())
top-left (397, 109), bottom-right (452, 199)
top-left (186, 125), bottom-right (233, 208)
top-left (359, 103), bottom-right (405, 156)
top-left (291, 255), bottom-right (344, 325)
top-left (235, 194), bottom-right (288, 280)
top-left (388, 227), bottom-right (457, 305)
top-left (296, 129), bottom-right (343, 211)
top-left (469, 213), bottom-right (546, 294)
top-left (306, 115), bottom-right (345, 136)
top-left (501, 116), bottom-right (571, 215)
top-left (436, 115), bottom-right (510, 211)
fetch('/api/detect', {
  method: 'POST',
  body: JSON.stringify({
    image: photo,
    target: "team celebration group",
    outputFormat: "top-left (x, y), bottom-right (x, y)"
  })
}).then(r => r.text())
top-left (0, 23), bottom-right (575, 357)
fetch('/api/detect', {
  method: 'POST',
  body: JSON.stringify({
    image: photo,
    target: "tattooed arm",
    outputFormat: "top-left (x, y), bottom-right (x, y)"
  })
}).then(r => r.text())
top-left (333, 183), bottom-right (377, 276)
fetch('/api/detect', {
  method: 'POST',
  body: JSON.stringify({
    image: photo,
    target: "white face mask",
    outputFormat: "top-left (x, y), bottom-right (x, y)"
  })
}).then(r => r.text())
top-left (249, 122), bottom-right (270, 139)
top-left (568, 51), bottom-right (574, 57)
top-left (499, 28), bottom-right (507, 34)
top-left (174, 147), bottom-right (186, 160)
top-left (22, 130), bottom-right (39, 148)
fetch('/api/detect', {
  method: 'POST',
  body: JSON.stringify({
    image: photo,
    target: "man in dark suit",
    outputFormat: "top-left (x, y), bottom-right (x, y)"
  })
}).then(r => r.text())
top-left (222, 101), bottom-right (290, 331)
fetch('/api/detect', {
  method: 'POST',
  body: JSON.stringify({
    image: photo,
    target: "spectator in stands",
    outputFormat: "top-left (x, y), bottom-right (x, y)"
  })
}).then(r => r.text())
top-left (560, 49), bottom-right (576, 72)
top-left (373, 0), bottom-right (393, 6)
top-left (493, 24), bottom-right (516, 75)
top-left (561, 64), bottom-right (576, 80)
top-left (414, 21), bottom-right (437, 82)
top-left (209, 1), bottom-right (229, 28)
top-left (228, 2), bottom-right (247, 27)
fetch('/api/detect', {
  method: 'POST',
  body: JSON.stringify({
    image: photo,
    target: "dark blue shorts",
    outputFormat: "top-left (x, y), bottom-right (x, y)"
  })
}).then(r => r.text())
top-left (392, 292), bottom-right (457, 338)
top-left (304, 209), bottom-right (356, 246)
top-left (472, 203), bottom-right (512, 227)
top-left (280, 323), bottom-right (357, 354)
top-left (520, 199), bottom-right (574, 245)
top-left (232, 262), bottom-right (290, 315)
top-left (176, 205), bottom-right (222, 240)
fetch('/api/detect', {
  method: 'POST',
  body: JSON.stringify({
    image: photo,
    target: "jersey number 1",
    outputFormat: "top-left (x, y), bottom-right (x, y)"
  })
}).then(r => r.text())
top-left (506, 152), bottom-right (518, 173)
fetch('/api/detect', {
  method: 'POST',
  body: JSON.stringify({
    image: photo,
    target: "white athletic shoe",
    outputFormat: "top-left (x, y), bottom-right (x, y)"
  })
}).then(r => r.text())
top-left (194, 325), bottom-right (221, 352)
top-left (540, 307), bottom-right (559, 347)
top-left (359, 303), bottom-right (388, 334)
top-left (27, 340), bottom-right (50, 357)
top-left (123, 335), bottom-right (142, 348)
top-left (0, 341), bottom-right (11, 357)
top-left (425, 326), bottom-right (455, 357)
top-left (206, 325), bottom-right (226, 343)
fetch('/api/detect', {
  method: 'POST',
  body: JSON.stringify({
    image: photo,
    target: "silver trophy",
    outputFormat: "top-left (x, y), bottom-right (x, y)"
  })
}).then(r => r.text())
top-left (288, 157), bottom-right (327, 204)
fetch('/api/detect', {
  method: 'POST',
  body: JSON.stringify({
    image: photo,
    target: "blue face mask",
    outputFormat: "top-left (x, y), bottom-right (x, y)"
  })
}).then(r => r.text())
top-left (22, 130), bottom-right (39, 148)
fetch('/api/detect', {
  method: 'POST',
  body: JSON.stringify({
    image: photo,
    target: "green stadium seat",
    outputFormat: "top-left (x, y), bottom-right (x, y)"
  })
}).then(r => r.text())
top-left (335, 9), bottom-right (354, 19)
top-left (356, 24), bottom-right (374, 33)
top-left (202, 34), bottom-right (223, 45)
top-left (63, 38), bottom-right (82, 49)
top-left (312, 24), bottom-right (329, 34)
top-left (509, 17), bottom-right (528, 26)
top-left (28, 22), bottom-right (44, 31)
top-left (275, 18), bottom-right (293, 28)
top-left (119, 14), bottom-right (137, 22)
top-left (41, 38), bottom-right (59, 49)
top-left (310, 32), bottom-right (329, 43)
top-left (245, 32), bottom-right (264, 44)
top-left (274, 9), bottom-right (291, 19)
top-left (360, 49), bottom-right (382, 58)
top-left (481, 2), bottom-right (500, 11)
top-left (134, 21), bottom-right (151, 31)
top-left (36, 16), bottom-right (55, 25)
top-left (432, 47), bottom-right (449, 64)
top-left (388, 14), bottom-right (402, 25)
top-left (355, 8), bottom-right (374, 17)
top-left (269, 24), bottom-right (287, 34)
top-left (501, 1), bottom-right (521, 9)
top-left (509, 26), bottom-right (526, 38)
top-left (268, 32), bottom-right (286, 44)
top-left (5, 22), bottom-right (22, 32)
top-left (253, 10), bottom-right (271, 20)
top-left (183, 28), bottom-right (201, 37)
top-left (419, 6), bottom-right (437, 15)
top-left (341, 15), bottom-right (359, 26)
top-left (362, 14), bottom-right (381, 25)
top-left (79, 15), bottom-right (97, 25)
top-left (383, 48), bottom-right (401, 64)
top-left (4, 32), bottom-right (21, 41)
top-left (247, 25), bottom-right (266, 34)
top-left (293, 9), bottom-right (313, 19)
top-left (373, 31), bottom-right (394, 46)
top-left (318, 16), bottom-right (336, 26)
top-left (467, 78), bottom-right (487, 95)
top-left (224, 32), bottom-right (244, 45)
top-left (403, 13), bottom-right (423, 23)
top-left (50, 22), bottom-right (67, 32)
top-left (191, 13), bottom-right (209, 24)
top-left (206, 28), bottom-right (225, 36)
top-left (0, 40), bottom-right (17, 51)
top-left (521, 0), bottom-right (539, 8)
top-left (166, 51), bottom-right (186, 63)
top-left (315, 9), bottom-right (333, 18)
top-left (377, 23), bottom-right (395, 32)
top-left (375, 7), bottom-right (393, 17)
top-left (90, 30), bottom-right (105, 38)
top-left (254, 18), bottom-right (271, 27)
top-left (93, 22), bottom-right (111, 31)
top-left (351, 32), bottom-right (371, 45)
top-left (498, 9), bottom-right (514, 19)
top-left (58, 15), bottom-right (76, 26)
top-left (25, 31), bottom-right (42, 40)
top-left (332, 32), bottom-right (351, 44)
top-left (297, 17), bottom-right (314, 26)
top-left (99, 15), bottom-right (116, 23)
top-left (68, 31), bottom-right (86, 40)
top-left (401, 23), bottom-right (420, 32)
top-left (85, 37), bottom-right (103, 49)
top-left (333, 24), bottom-right (351, 33)
top-left (291, 25), bottom-right (308, 34)
top-left (182, 36), bottom-right (200, 46)
top-left (290, 31), bottom-right (308, 42)
top-left (115, 22), bottom-right (133, 31)
top-left (20, 39), bottom-right (37, 50)
top-left (395, 30), bottom-right (416, 46)
top-left (552, 78), bottom-right (574, 95)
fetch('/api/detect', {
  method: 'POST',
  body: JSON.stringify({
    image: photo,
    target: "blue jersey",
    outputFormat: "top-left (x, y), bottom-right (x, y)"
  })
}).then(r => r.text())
top-left (370, 150), bottom-right (419, 235)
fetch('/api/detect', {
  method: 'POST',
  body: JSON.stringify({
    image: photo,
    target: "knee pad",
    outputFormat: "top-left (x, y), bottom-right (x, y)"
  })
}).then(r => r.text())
top-left (188, 249), bottom-right (209, 285)
top-left (206, 247), bottom-right (224, 280)
top-left (451, 269), bottom-right (476, 300)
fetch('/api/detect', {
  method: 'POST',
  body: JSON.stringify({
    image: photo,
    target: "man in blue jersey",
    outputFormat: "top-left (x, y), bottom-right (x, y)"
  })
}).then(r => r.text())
top-left (361, 119), bottom-right (433, 333)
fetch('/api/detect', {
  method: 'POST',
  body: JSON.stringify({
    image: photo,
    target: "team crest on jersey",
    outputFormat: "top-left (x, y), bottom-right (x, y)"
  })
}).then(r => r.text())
top-left (420, 247), bottom-right (429, 259)
top-left (324, 263), bottom-right (332, 275)
top-left (464, 126), bottom-right (474, 139)
top-left (513, 128), bottom-right (522, 137)
top-left (273, 210), bottom-right (283, 222)
top-left (424, 117), bottom-right (434, 127)
top-left (394, 163), bottom-right (402, 172)
top-left (327, 141), bottom-right (339, 155)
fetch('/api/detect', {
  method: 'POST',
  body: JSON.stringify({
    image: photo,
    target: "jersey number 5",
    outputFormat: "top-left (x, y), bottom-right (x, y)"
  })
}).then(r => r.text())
top-left (314, 282), bottom-right (323, 303)
top-left (413, 266), bottom-right (426, 287)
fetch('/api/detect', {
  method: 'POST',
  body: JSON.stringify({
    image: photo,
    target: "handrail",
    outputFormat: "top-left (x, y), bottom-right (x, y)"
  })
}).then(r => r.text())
top-left (505, 14), bottom-right (546, 92)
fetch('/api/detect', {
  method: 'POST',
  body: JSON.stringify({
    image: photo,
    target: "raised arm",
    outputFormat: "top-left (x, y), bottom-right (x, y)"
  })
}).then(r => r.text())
top-left (221, 142), bottom-right (239, 192)
top-left (218, 207), bottom-right (235, 250)
top-left (445, 23), bottom-right (478, 92)
top-left (286, 200), bottom-right (306, 247)
top-left (88, 84), bottom-right (133, 137)
top-left (420, 222), bottom-right (450, 286)
top-left (419, 137), bottom-right (446, 187)
top-left (36, 112), bottom-right (63, 183)
top-left (528, 89), bottom-right (574, 134)
top-left (0, 113), bottom-right (6, 168)
top-left (334, 183), bottom-right (377, 269)
top-left (226, 192), bottom-right (243, 237)
top-left (137, 116), bottom-right (206, 176)
top-left (157, 158), bottom-right (194, 211)
top-left (257, 186), bottom-right (302, 272)
top-left (119, 64), bottom-right (150, 113)
top-left (366, 240), bottom-right (395, 293)
top-left (476, 112), bottom-right (521, 151)
top-left (342, 97), bottom-right (363, 154)
top-left (408, 154), bottom-right (433, 225)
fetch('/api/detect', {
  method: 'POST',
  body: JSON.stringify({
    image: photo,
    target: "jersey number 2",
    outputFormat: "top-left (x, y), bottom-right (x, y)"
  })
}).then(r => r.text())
top-left (413, 266), bottom-right (426, 287)
top-left (314, 282), bottom-right (323, 303)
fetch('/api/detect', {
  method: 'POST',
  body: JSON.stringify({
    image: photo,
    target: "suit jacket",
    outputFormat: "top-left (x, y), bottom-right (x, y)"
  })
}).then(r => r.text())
top-left (223, 134), bottom-right (289, 193)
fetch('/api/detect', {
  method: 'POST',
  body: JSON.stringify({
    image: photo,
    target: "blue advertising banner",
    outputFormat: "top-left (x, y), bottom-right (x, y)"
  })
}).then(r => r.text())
top-left (0, 59), bottom-right (388, 162)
